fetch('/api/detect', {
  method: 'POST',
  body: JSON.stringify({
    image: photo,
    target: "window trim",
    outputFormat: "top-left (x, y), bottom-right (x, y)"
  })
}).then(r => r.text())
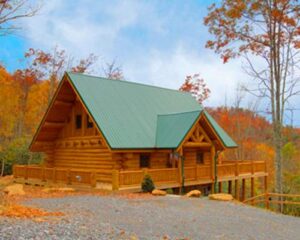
top-left (139, 154), bottom-right (150, 168)
top-left (75, 114), bottom-right (82, 129)
top-left (196, 151), bottom-right (204, 165)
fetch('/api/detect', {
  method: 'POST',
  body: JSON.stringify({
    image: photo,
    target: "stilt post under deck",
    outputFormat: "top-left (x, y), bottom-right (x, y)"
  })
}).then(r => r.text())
top-left (228, 180), bottom-right (232, 194)
top-left (218, 182), bottom-right (223, 193)
top-left (235, 179), bottom-right (239, 201)
top-left (250, 177), bottom-right (254, 205)
top-left (242, 179), bottom-right (246, 201)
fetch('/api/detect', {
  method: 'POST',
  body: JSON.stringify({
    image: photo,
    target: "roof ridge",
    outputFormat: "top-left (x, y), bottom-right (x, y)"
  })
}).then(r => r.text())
top-left (157, 110), bottom-right (202, 117)
top-left (67, 71), bottom-right (193, 96)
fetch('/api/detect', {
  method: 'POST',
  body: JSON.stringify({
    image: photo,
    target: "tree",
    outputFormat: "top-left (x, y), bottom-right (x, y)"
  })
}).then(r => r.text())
top-left (12, 68), bottom-right (40, 137)
top-left (102, 59), bottom-right (124, 80)
top-left (25, 47), bottom-right (98, 103)
top-left (0, 0), bottom-right (41, 35)
top-left (204, 0), bottom-right (300, 211)
top-left (179, 73), bottom-right (210, 104)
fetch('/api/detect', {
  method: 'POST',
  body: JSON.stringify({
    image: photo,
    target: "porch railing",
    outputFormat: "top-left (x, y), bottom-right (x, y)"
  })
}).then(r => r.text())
top-left (13, 160), bottom-right (267, 190)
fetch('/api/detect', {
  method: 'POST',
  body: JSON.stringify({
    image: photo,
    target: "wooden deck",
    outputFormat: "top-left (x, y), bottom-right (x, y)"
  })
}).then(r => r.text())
top-left (13, 160), bottom-right (267, 191)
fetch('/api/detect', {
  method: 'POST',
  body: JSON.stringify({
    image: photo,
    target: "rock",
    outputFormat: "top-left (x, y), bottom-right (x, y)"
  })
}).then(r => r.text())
top-left (208, 193), bottom-right (233, 201)
top-left (151, 189), bottom-right (167, 196)
top-left (186, 190), bottom-right (201, 198)
top-left (42, 187), bottom-right (75, 193)
top-left (3, 184), bottom-right (25, 196)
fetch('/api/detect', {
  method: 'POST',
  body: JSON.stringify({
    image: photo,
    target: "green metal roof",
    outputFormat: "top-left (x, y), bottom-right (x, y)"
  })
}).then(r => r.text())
top-left (156, 111), bottom-right (201, 148)
top-left (66, 72), bottom-right (237, 149)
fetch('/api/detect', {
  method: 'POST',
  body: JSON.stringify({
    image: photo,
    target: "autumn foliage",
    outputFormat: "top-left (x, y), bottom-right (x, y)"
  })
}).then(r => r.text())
top-left (179, 73), bottom-right (210, 104)
top-left (0, 48), bottom-right (97, 175)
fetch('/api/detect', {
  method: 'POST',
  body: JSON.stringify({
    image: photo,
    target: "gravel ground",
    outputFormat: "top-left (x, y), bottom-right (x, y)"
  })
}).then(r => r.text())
top-left (0, 195), bottom-right (299, 240)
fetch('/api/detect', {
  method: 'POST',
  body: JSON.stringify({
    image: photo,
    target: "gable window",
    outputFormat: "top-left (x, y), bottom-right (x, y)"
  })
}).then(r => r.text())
top-left (86, 115), bottom-right (94, 128)
top-left (196, 152), bottom-right (204, 165)
top-left (140, 154), bottom-right (150, 168)
top-left (76, 114), bottom-right (82, 129)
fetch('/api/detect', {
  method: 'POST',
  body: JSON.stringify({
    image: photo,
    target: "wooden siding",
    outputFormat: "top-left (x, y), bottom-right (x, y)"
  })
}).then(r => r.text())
top-left (52, 100), bottom-right (113, 171)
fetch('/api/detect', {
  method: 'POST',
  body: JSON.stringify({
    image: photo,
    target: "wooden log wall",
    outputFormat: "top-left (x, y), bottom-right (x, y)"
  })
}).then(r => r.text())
top-left (183, 148), bottom-right (211, 167)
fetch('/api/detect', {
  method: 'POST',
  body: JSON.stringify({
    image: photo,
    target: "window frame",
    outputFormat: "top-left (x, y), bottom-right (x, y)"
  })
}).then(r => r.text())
top-left (139, 154), bottom-right (150, 168)
top-left (75, 114), bottom-right (82, 129)
top-left (196, 151), bottom-right (204, 165)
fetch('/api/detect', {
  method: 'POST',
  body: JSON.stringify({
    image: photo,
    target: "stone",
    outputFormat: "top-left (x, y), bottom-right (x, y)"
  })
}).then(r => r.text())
top-left (186, 190), bottom-right (201, 198)
top-left (3, 184), bottom-right (25, 196)
top-left (151, 189), bottom-right (167, 196)
top-left (42, 187), bottom-right (75, 193)
top-left (209, 193), bottom-right (234, 201)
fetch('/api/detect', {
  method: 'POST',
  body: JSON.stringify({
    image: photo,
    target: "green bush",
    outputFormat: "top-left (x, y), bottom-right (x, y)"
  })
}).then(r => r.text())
top-left (141, 174), bottom-right (155, 192)
top-left (0, 137), bottom-right (43, 175)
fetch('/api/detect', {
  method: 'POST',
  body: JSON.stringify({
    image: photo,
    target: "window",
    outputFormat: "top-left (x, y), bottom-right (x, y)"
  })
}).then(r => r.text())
top-left (76, 114), bottom-right (82, 129)
top-left (196, 152), bottom-right (204, 164)
top-left (140, 154), bottom-right (150, 168)
top-left (86, 115), bottom-right (93, 128)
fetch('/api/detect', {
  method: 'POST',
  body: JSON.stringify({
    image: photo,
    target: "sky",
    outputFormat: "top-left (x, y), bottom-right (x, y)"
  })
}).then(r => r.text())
top-left (0, 0), bottom-right (299, 125)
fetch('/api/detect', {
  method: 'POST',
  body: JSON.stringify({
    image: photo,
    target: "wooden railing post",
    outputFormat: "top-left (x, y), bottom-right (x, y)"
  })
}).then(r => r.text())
top-left (112, 169), bottom-right (119, 190)
top-left (264, 160), bottom-right (268, 173)
top-left (178, 158), bottom-right (182, 185)
top-left (235, 161), bottom-right (239, 177)
top-left (251, 160), bottom-right (254, 175)
top-left (265, 192), bottom-right (270, 209)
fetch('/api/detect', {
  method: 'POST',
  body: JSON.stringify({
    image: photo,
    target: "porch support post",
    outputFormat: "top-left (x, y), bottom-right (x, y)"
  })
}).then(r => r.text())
top-left (218, 182), bottom-right (223, 193)
top-left (235, 179), bottom-right (239, 201)
top-left (178, 148), bottom-right (185, 195)
top-left (242, 178), bottom-right (246, 201)
top-left (210, 145), bottom-right (217, 193)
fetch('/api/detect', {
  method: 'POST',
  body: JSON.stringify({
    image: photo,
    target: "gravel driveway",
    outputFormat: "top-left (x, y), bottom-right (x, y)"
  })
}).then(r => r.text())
top-left (0, 195), bottom-right (299, 240)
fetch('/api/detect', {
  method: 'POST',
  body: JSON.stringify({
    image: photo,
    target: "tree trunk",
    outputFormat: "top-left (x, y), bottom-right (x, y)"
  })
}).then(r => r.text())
top-left (274, 121), bottom-right (283, 212)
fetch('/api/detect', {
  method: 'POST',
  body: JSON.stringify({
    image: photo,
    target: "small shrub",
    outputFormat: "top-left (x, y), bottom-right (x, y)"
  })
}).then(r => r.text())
top-left (141, 174), bottom-right (155, 193)
top-left (166, 188), bottom-right (174, 194)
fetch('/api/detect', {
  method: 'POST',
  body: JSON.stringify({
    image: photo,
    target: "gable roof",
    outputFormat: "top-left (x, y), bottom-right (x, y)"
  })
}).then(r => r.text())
top-left (65, 72), bottom-right (237, 149)
top-left (156, 111), bottom-right (201, 148)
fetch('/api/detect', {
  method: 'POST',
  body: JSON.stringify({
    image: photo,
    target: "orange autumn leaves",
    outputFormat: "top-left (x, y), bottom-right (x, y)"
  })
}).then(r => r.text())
top-left (204, 0), bottom-right (300, 63)
top-left (0, 66), bottom-right (49, 139)
top-left (0, 47), bottom-right (97, 145)
top-left (179, 73), bottom-right (210, 104)
top-left (208, 107), bottom-right (274, 161)
top-left (1, 204), bottom-right (64, 219)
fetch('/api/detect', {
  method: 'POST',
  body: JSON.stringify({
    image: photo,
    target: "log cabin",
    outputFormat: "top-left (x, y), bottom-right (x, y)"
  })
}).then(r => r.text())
top-left (13, 72), bottom-right (268, 198)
